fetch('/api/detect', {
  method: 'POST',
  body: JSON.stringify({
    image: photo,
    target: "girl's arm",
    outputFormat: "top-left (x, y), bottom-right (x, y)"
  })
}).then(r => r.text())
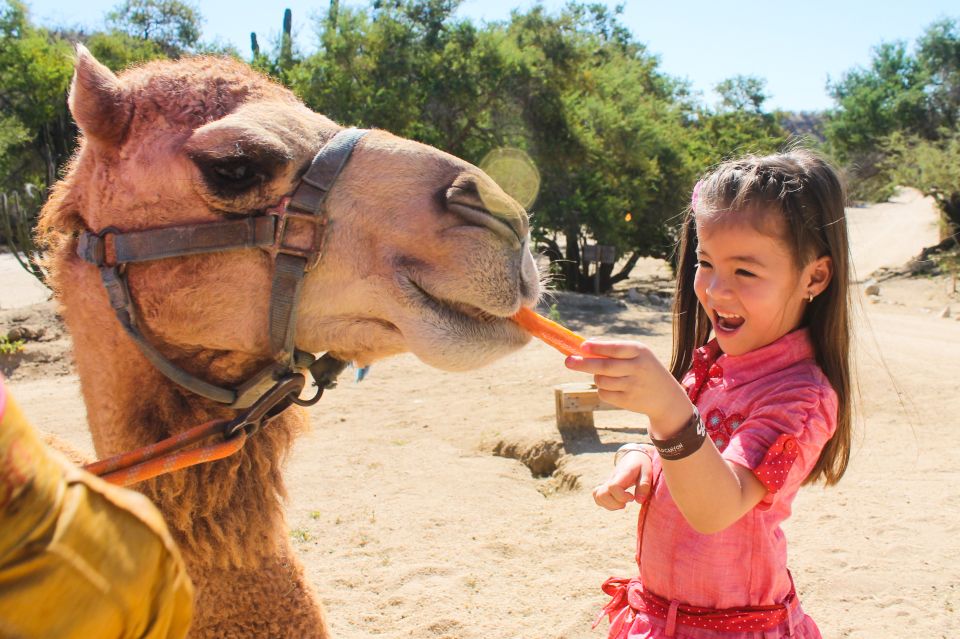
top-left (653, 430), bottom-right (768, 534)
top-left (567, 340), bottom-right (767, 534)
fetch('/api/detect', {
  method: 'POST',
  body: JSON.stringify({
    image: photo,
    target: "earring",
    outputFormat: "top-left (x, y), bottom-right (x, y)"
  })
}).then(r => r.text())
top-left (807, 293), bottom-right (814, 303)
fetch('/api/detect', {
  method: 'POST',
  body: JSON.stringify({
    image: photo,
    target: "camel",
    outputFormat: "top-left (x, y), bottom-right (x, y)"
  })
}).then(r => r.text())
top-left (37, 47), bottom-right (540, 638)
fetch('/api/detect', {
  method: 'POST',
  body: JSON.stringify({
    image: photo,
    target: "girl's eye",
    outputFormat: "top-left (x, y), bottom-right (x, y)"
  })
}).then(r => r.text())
top-left (736, 269), bottom-right (756, 277)
top-left (697, 259), bottom-right (712, 269)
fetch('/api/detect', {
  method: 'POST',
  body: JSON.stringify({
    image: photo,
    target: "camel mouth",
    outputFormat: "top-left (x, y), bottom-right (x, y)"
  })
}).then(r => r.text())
top-left (403, 277), bottom-right (515, 328)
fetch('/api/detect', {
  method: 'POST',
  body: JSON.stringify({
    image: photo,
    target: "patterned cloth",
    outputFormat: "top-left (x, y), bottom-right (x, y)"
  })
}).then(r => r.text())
top-left (601, 329), bottom-right (837, 638)
top-left (0, 377), bottom-right (194, 638)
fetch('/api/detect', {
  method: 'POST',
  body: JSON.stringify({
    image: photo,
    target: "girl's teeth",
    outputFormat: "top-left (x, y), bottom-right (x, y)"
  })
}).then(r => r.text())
top-left (716, 312), bottom-right (745, 330)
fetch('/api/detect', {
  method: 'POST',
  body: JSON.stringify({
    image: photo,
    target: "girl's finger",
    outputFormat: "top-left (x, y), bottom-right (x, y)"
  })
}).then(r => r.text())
top-left (594, 374), bottom-right (633, 393)
top-left (564, 355), bottom-right (637, 376)
top-left (581, 340), bottom-right (647, 359)
top-left (633, 450), bottom-right (653, 502)
top-left (596, 388), bottom-right (629, 409)
top-left (593, 486), bottom-right (627, 511)
top-left (608, 483), bottom-right (634, 505)
top-left (634, 476), bottom-right (652, 503)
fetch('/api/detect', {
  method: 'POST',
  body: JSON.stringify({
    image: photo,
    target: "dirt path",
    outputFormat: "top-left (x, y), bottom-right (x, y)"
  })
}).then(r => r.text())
top-left (845, 186), bottom-right (942, 280)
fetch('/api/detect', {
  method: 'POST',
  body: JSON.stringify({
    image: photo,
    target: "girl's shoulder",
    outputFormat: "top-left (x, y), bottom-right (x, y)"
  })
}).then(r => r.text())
top-left (730, 361), bottom-right (838, 433)
top-left (760, 357), bottom-right (835, 399)
top-left (712, 352), bottom-right (836, 413)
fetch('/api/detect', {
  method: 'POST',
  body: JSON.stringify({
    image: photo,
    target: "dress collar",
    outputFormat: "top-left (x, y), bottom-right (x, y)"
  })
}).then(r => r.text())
top-left (692, 328), bottom-right (816, 392)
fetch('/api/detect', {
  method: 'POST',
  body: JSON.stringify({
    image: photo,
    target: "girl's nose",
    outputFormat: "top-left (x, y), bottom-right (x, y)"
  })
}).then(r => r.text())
top-left (705, 273), bottom-right (733, 301)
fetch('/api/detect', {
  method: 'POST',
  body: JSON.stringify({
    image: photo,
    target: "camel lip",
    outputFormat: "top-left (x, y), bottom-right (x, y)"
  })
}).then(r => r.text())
top-left (402, 276), bottom-right (512, 328)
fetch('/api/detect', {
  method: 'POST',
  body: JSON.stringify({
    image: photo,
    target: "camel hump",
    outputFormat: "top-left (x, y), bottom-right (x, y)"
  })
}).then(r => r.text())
top-left (69, 44), bottom-right (133, 147)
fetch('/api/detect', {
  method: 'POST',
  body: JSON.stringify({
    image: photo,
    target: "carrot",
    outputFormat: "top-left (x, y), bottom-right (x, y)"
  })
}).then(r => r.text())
top-left (511, 306), bottom-right (597, 357)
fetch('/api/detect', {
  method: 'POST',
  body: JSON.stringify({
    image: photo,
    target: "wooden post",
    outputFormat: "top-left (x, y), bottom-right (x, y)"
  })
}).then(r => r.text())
top-left (555, 382), bottom-right (597, 434)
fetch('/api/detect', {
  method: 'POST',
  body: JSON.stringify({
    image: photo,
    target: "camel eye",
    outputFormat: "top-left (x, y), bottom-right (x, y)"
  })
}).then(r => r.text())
top-left (214, 162), bottom-right (251, 182)
top-left (202, 158), bottom-right (263, 192)
top-left (190, 153), bottom-right (271, 198)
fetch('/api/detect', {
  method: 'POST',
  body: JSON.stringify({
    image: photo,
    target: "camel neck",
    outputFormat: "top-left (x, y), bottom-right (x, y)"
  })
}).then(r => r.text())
top-left (57, 248), bottom-right (299, 568)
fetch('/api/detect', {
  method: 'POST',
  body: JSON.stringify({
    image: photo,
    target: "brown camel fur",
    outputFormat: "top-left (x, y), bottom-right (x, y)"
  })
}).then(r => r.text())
top-left (38, 47), bottom-right (540, 638)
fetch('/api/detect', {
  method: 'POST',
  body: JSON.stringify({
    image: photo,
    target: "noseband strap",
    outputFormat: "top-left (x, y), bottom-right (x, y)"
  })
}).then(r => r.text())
top-left (76, 128), bottom-right (368, 408)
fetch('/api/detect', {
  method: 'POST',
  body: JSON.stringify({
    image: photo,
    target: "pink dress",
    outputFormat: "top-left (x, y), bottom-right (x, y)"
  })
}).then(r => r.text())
top-left (600, 329), bottom-right (837, 639)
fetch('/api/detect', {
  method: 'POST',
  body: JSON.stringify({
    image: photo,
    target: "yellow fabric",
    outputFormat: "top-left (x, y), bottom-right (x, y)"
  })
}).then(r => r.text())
top-left (0, 385), bottom-right (194, 638)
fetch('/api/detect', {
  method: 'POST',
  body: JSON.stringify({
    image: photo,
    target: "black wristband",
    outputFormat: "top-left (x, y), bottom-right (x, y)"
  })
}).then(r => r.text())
top-left (649, 407), bottom-right (706, 461)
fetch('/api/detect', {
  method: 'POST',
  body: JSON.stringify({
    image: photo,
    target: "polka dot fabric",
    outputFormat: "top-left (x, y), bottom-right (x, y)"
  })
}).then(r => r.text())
top-left (753, 434), bottom-right (800, 494)
top-left (596, 577), bottom-right (795, 634)
top-left (685, 341), bottom-right (723, 404)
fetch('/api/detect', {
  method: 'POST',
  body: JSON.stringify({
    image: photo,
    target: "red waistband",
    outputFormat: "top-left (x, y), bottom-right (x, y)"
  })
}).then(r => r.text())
top-left (595, 577), bottom-right (797, 637)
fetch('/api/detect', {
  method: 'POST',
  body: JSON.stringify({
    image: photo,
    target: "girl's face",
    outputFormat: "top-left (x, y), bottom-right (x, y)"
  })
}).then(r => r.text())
top-left (693, 214), bottom-right (831, 356)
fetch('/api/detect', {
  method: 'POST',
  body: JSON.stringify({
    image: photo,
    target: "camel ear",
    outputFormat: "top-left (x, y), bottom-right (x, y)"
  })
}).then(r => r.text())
top-left (69, 44), bottom-right (132, 147)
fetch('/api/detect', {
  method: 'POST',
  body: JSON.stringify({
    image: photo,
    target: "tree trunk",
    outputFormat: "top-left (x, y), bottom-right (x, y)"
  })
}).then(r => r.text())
top-left (609, 251), bottom-right (642, 287)
top-left (940, 194), bottom-right (960, 240)
top-left (598, 261), bottom-right (613, 292)
top-left (563, 227), bottom-right (581, 292)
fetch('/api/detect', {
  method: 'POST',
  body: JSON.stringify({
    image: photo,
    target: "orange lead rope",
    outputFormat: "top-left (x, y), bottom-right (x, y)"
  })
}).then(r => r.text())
top-left (83, 419), bottom-right (246, 486)
top-left (511, 306), bottom-right (595, 357)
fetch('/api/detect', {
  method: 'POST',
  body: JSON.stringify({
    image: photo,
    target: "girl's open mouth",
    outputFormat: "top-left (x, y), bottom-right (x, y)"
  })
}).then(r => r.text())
top-left (714, 311), bottom-right (745, 333)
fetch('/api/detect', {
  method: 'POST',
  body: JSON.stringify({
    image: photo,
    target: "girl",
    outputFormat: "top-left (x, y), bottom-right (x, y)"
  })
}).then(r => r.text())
top-left (567, 149), bottom-right (852, 639)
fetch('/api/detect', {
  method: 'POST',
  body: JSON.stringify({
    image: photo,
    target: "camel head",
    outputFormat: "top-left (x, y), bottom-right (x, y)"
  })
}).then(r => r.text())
top-left (51, 47), bottom-right (540, 383)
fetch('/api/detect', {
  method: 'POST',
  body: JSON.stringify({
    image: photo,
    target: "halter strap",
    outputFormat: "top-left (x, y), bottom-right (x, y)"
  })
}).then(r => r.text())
top-left (76, 216), bottom-right (277, 266)
top-left (76, 128), bottom-right (368, 408)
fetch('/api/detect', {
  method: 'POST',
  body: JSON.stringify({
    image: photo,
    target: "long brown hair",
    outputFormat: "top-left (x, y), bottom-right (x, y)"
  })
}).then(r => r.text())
top-left (670, 149), bottom-right (852, 485)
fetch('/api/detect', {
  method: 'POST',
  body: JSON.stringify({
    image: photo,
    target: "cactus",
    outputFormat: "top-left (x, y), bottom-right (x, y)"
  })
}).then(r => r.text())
top-left (279, 8), bottom-right (293, 70)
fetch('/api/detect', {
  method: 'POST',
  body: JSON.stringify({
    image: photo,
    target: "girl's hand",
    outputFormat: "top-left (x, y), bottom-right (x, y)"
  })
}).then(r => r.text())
top-left (565, 340), bottom-right (693, 436)
top-left (593, 447), bottom-right (653, 510)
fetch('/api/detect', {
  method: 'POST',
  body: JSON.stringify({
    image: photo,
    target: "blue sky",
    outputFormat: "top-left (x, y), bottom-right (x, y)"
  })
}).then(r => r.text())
top-left (22, 0), bottom-right (959, 112)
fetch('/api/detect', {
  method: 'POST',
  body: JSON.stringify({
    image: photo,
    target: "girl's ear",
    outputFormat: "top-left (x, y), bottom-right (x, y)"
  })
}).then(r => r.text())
top-left (805, 255), bottom-right (833, 297)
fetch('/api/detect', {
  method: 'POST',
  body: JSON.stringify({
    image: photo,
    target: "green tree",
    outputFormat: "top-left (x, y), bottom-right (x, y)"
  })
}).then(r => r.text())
top-left (687, 75), bottom-right (789, 173)
top-left (884, 130), bottom-right (960, 235)
top-left (825, 41), bottom-right (930, 158)
top-left (0, 1), bottom-right (74, 192)
top-left (715, 74), bottom-right (768, 114)
top-left (83, 30), bottom-right (166, 70)
top-left (106, 0), bottom-right (202, 57)
top-left (824, 19), bottom-right (960, 201)
top-left (916, 18), bottom-right (960, 133)
top-left (287, 0), bottom-right (514, 160)
top-left (492, 3), bottom-right (695, 291)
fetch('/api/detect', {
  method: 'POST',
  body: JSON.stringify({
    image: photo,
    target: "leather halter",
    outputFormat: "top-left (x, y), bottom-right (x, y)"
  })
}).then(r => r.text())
top-left (76, 128), bottom-right (369, 409)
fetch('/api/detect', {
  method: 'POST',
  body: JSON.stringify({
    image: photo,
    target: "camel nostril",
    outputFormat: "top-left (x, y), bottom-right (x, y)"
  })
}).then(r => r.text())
top-left (445, 178), bottom-right (526, 249)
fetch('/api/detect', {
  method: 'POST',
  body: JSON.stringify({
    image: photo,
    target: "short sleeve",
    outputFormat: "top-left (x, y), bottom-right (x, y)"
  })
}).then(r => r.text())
top-left (721, 381), bottom-right (838, 509)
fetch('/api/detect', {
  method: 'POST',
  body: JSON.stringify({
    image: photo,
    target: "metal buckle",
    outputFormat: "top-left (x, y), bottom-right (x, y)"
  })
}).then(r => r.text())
top-left (77, 226), bottom-right (121, 267)
top-left (266, 197), bottom-right (326, 270)
top-left (223, 373), bottom-right (306, 439)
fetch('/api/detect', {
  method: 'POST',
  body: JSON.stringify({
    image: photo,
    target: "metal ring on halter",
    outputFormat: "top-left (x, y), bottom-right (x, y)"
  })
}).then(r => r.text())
top-left (290, 386), bottom-right (325, 407)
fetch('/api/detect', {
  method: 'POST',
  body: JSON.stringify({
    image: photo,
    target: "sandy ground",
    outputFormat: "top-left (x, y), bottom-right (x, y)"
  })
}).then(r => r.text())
top-left (2, 188), bottom-right (959, 638)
